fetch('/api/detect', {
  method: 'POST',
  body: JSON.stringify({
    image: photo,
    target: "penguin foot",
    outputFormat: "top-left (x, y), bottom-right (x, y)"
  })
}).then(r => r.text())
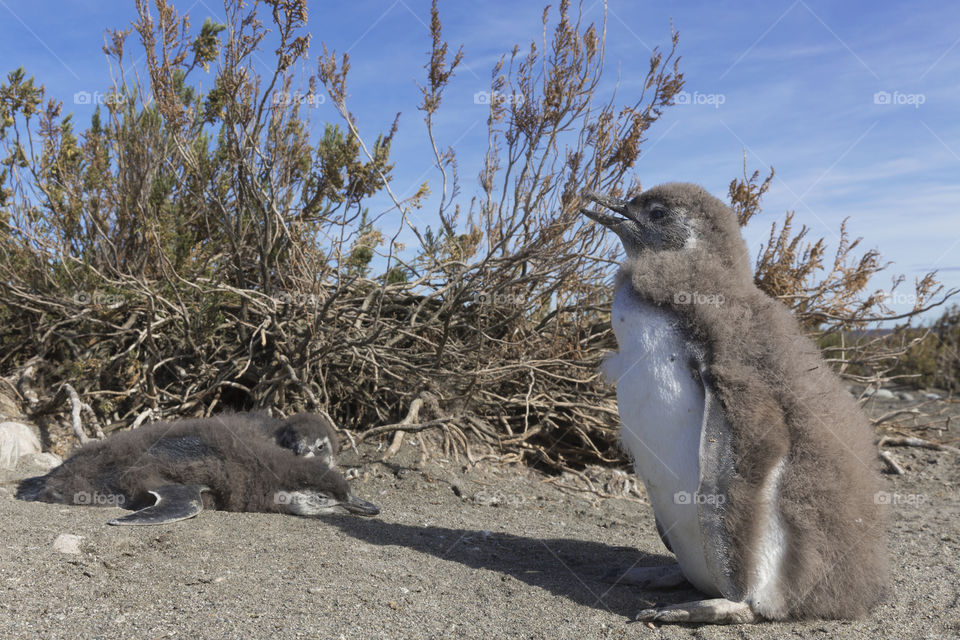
top-left (635, 598), bottom-right (756, 624)
top-left (602, 564), bottom-right (689, 589)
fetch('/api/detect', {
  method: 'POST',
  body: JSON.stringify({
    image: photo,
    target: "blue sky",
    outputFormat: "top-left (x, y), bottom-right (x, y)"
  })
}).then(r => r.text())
top-left (2, 0), bottom-right (958, 322)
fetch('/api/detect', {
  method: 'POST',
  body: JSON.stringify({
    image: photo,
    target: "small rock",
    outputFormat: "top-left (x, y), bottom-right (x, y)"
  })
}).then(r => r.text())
top-left (896, 392), bottom-right (915, 402)
top-left (923, 392), bottom-right (941, 401)
top-left (472, 491), bottom-right (502, 507)
top-left (0, 422), bottom-right (41, 470)
top-left (864, 388), bottom-right (896, 400)
top-left (53, 534), bottom-right (84, 555)
top-left (17, 452), bottom-right (62, 473)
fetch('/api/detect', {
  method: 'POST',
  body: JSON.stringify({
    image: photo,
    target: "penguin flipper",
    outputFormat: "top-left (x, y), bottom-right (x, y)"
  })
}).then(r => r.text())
top-left (691, 353), bottom-right (743, 601)
top-left (108, 484), bottom-right (208, 526)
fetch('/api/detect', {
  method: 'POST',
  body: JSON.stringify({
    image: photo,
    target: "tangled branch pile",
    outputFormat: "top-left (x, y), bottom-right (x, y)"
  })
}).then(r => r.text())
top-left (0, 0), bottom-right (951, 469)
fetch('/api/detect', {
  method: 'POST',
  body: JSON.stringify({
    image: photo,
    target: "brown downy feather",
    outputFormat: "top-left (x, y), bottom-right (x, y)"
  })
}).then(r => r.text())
top-left (18, 413), bottom-right (351, 512)
top-left (620, 182), bottom-right (888, 619)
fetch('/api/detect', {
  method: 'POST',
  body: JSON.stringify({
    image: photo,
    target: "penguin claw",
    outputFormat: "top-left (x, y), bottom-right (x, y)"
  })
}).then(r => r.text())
top-left (634, 608), bottom-right (692, 623)
top-left (634, 607), bottom-right (661, 622)
top-left (634, 607), bottom-right (689, 623)
top-left (634, 598), bottom-right (757, 625)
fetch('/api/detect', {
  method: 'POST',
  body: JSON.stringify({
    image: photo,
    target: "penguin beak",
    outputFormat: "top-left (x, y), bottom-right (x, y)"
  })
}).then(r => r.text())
top-left (580, 207), bottom-right (622, 228)
top-left (342, 494), bottom-right (380, 516)
top-left (579, 191), bottom-right (634, 227)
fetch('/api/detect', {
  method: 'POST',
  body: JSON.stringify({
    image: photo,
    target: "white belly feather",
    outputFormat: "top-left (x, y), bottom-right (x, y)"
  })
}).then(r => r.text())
top-left (602, 282), bottom-right (718, 595)
top-left (603, 281), bottom-right (789, 608)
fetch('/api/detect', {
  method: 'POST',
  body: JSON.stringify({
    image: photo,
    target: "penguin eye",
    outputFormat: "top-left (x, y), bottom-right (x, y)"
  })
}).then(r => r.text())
top-left (649, 207), bottom-right (667, 221)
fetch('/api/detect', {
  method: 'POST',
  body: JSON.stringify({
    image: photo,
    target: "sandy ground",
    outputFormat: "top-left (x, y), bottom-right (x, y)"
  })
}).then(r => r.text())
top-left (1, 398), bottom-right (958, 639)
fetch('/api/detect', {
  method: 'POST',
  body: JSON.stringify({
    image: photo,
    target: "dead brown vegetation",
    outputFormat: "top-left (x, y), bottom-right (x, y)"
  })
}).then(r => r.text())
top-left (0, 0), bottom-right (952, 471)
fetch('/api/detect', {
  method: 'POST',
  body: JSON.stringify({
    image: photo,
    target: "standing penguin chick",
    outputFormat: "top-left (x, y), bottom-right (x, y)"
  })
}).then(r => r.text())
top-left (581, 183), bottom-right (887, 624)
top-left (15, 413), bottom-right (378, 526)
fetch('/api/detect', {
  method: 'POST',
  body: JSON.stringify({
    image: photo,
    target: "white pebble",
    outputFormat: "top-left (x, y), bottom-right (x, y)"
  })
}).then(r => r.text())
top-left (53, 534), bottom-right (84, 555)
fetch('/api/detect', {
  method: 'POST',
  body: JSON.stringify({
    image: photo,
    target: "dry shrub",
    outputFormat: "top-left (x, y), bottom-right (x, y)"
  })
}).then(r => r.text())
top-left (0, 0), bottom-right (681, 467)
top-left (886, 306), bottom-right (960, 392)
top-left (0, 0), bottom-right (951, 468)
top-left (729, 162), bottom-right (956, 391)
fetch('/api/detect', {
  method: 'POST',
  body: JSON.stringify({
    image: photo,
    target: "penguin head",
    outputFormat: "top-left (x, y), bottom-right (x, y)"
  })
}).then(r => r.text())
top-left (274, 413), bottom-right (340, 467)
top-left (279, 488), bottom-right (380, 517)
top-left (277, 465), bottom-right (379, 517)
top-left (580, 182), bottom-right (736, 259)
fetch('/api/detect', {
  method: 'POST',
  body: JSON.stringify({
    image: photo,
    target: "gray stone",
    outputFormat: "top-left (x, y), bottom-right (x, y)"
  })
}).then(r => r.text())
top-left (0, 421), bottom-right (41, 470)
top-left (17, 452), bottom-right (62, 473)
top-left (53, 534), bottom-right (84, 555)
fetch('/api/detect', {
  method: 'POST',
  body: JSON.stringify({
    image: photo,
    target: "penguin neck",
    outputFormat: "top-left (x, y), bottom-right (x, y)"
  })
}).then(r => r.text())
top-left (617, 246), bottom-right (754, 307)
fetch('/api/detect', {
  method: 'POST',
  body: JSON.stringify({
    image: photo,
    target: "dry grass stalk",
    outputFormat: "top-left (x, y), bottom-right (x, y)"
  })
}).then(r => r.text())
top-left (0, 0), bottom-right (953, 473)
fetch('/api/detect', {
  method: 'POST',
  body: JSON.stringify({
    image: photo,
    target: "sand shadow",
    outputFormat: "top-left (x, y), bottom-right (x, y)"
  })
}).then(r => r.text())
top-left (325, 515), bottom-right (690, 618)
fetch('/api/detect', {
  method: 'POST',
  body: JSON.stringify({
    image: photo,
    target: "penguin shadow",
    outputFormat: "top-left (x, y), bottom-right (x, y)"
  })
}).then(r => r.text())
top-left (325, 515), bottom-right (688, 618)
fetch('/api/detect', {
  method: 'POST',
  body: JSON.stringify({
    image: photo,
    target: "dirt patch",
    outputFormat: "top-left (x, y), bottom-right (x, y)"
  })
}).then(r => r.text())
top-left (0, 401), bottom-right (957, 639)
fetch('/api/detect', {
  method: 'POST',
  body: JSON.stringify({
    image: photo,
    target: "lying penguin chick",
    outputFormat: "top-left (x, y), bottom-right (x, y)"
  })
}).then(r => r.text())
top-left (581, 184), bottom-right (887, 624)
top-left (269, 412), bottom-right (340, 467)
top-left (184, 410), bottom-right (339, 464)
top-left (15, 413), bottom-right (378, 526)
